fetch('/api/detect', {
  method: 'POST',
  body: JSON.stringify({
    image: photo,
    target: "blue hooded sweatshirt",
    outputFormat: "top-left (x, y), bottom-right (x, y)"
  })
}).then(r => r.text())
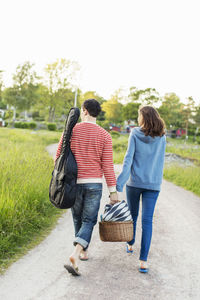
top-left (116, 127), bottom-right (166, 192)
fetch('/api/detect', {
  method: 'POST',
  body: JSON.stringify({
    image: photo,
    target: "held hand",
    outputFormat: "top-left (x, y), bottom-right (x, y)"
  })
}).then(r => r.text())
top-left (109, 192), bottom-right (119, 205)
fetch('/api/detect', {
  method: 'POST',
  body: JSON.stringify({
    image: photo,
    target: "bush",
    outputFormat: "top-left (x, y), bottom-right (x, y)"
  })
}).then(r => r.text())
top-left (110, 130), bottom-right (120, 138)
top-left (28, 122), bottom-right (37, 130)
top-left (14, 122), bottom-right (36, 129)
top-left (47, 123), bottom-right (57, 131)
top-left (34, 117), bottom-right (45, 122)
top-left (14, 122), bottom-right (28, 129)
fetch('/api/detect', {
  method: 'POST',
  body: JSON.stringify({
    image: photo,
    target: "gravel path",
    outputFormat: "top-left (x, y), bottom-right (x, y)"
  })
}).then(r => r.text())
top-left (0, 144), bottom-right (200, 300)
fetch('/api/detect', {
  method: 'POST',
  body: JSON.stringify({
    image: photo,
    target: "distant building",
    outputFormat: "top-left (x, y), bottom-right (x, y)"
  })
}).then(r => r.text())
top-left (109, 124), bottom-right (121, 132)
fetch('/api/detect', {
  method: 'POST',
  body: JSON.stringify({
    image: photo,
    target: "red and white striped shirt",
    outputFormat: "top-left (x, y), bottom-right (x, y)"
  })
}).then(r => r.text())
top-left (55, 121), bottom-right (116, 192)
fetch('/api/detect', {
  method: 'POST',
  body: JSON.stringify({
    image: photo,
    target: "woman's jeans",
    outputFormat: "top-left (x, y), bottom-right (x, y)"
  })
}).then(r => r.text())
top-left (71, 183), bottom-right (102, 250)
top-left (126, 185), bottom-right (159, 261)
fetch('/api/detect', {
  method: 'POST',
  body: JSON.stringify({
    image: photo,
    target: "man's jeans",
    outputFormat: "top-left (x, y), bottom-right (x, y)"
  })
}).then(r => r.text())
top-left (71, 183), bottom-right (102, 250)
top-left (126, 185), bottom-right (159, 261)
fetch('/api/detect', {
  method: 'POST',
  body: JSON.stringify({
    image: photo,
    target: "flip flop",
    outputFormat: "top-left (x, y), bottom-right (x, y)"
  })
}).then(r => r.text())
top-left (64, 264), bottom-right (81, 276)
top-left (79, 255), bottom-right (89, 261)
top-left (139, 267), bottom-right (149, 273)
top-left (126, 244), bottom-right (133, 253)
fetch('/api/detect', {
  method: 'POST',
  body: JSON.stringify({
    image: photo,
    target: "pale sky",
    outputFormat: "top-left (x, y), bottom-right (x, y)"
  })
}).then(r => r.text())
top-left (0, 0), bottom-right (200, 104)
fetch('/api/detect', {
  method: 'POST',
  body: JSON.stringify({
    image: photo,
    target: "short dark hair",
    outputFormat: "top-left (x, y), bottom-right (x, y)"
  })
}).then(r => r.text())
top-left (82, 99), bottom-right (101, 117)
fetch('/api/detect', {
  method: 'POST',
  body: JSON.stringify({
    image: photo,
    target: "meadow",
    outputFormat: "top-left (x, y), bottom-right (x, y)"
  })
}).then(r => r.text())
top-left (0, 128), bottom-right (62, 273)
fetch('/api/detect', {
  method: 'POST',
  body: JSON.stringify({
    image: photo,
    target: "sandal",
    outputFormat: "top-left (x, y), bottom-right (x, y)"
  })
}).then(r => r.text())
top-left (79, 255), bottom-right (89, 261)
top-left (64, 264), bottom-right (81, 276)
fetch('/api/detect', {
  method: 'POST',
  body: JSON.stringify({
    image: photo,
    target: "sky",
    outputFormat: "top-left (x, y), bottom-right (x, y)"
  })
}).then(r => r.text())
top-left (0, 0), bottom-right (200, 104)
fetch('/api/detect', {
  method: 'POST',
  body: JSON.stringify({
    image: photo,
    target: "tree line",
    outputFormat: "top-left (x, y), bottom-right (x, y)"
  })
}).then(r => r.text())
top-left (0, 59), bottom-right (200, 135)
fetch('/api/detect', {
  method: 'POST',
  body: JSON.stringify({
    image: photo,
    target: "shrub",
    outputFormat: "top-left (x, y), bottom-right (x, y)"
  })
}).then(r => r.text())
top-left (34, 117), bottom-right (45, 122)
top-left (14, 122), bottom-right (22, 128)
top-left (47, 123), bottom-right (57, 131)
top-left (28, 122), bottom-right (37, 129)
top-left (14, 122), bottom-right (32, 129)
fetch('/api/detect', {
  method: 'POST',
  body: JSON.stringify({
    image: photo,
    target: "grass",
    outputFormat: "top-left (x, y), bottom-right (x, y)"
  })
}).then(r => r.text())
top-left (166, 138), bottom-right (200, 164)
top-left (112, 134), bottom-right (128, 164)
top-left (164, 164), bottom-right (200, 197)
top-left (164, 139), bottom-right (200, 195)
top-left (112, 134), bottom-right (200, 197)
top-left (0, 128), bottom-right (62, 273)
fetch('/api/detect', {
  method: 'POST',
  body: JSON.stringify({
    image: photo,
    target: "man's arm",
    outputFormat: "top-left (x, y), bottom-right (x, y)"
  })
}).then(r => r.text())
top-left (102, 134), bottom-right (118, 204)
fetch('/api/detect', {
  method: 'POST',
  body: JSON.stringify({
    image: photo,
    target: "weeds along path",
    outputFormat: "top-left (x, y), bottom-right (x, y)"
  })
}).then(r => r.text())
top-left (0, 145), bottom-right (200, 300)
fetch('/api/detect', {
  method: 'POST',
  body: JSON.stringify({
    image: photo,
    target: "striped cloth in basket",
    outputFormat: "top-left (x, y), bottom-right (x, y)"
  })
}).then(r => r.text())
top-left (101, 200), bottom-right (132, 222)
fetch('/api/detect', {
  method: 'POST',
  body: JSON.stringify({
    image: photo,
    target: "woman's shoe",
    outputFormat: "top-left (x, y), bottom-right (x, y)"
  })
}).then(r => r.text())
top-left (139, 261), bottom-right (148, 273)
top-left (139, 267), bottom-right (149, 273)
top-left (126, 244), bottom-right (133, 253)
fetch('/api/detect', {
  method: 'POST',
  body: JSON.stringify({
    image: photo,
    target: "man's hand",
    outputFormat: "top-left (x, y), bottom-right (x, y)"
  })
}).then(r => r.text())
top-left (109, 192), bottom-right (119, 205)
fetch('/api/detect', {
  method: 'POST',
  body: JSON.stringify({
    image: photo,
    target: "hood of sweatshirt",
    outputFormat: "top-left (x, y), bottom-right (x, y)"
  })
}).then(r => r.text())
top-left (133, 127), bottom-right (162, 144)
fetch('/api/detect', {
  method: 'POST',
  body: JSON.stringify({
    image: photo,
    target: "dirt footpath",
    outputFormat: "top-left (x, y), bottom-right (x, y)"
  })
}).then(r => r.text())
top-left (0, 144), bottom-right (200, 300)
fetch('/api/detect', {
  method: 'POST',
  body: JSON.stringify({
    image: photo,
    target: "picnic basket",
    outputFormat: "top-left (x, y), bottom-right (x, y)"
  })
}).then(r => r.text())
top-left (99, 220), bottom-right (133, 242)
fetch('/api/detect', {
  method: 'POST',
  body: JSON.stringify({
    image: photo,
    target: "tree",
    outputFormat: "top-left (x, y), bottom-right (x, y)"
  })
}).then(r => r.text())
top-left (12, 61), bottom-right (39, 112)
top-left (102, 91), bottom-right (123, 124)
top-left (3, 87), bottom-right (19, 120)
top-left (43, 58), bottom-right (80, 122)
top-left (158, 93), bottom-right (183, 128)
top-left (122, 102), bottom-right (141, 122)
top-left (128, 87), bottom-right (160, 105)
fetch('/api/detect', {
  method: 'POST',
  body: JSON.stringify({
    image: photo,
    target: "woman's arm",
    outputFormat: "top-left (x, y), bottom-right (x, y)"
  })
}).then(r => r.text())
top-left (116, 132), bottom-right (135, 192)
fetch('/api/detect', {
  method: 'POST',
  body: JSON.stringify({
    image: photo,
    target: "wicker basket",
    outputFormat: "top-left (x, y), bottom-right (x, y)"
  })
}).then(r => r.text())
top-left (99, 221), bottom-right (133, 242)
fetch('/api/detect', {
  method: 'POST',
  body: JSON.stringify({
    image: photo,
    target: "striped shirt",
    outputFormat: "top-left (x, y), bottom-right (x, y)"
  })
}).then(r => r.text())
top-left (55, 121), bottom-right (116, 192)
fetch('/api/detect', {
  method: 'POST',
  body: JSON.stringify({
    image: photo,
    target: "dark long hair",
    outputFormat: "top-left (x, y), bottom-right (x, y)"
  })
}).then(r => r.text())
top-left (139, 106), bottom-right (165, 137)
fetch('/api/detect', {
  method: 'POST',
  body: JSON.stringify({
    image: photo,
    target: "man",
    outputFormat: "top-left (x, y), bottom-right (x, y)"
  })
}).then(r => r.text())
top-left (55, 99), bottom-right (118, 276)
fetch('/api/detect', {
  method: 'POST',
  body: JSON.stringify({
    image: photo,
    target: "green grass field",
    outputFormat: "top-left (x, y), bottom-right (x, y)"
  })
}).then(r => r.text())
top-left (164, 164), bottom-right (200, 196)
top-left (0, 128), bottom-right (62, 273)
top-left (166, 138), bottom-right (200, 164)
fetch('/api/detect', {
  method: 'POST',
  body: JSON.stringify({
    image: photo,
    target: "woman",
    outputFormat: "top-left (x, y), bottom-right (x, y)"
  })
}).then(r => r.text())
top-left (116, 106), bottom-right (166, 273)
